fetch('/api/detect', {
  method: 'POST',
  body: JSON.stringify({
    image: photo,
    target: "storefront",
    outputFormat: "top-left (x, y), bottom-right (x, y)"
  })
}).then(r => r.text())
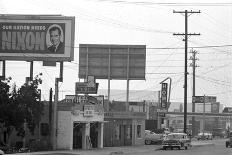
top-left (104, 111), bottom-right (146, 147)
top-left (56, 96), bottom-right (104, 150)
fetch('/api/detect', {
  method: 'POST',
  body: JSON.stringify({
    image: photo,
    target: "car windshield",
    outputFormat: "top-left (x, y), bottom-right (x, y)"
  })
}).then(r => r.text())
top-left (167, 134), bottom-right (185, 140)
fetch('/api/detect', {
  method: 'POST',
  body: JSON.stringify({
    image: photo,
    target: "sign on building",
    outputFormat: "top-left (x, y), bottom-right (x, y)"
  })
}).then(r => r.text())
top-left (65, 95), bottom-right (88, 103)
top-left (192, 96), bottom-right (217, 103)
top-left (211, 102), bottom-right (220, 113)
top-left (192, 96), bottom-right (205, 103)
top-left (0, 15), bottom-right (75, 62)
top-left (205, 96), bottom-right (217, 103)
top-left (75, 76), bottom-right (99, 94)
top-left (161, 83), bottom-right (168, 108)
top-left (84, 105), bottom-right (94, 117)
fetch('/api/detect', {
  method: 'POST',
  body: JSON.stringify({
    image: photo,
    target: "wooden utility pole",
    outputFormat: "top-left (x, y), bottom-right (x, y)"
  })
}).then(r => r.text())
top-left (173, 10), bottom-right (201, 133)
top-left (190, 49), bottom-right (198, 136)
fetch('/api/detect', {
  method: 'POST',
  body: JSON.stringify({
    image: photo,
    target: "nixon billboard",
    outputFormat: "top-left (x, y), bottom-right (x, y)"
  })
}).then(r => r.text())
top-left (0, 15), bottom-right (75, 61)
top-left (79, 44), bottom-right (146, 80)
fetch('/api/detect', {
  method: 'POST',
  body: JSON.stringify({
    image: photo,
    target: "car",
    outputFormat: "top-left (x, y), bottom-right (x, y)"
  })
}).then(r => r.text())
top-left (212, 128), bottom-right (225, 138)
top-left (0, 149), bottom-right (4, 155)
top-left (162, 133), bottom-right (191, 150)
top-left (144, 130), bottom-right (163, 145)
top-left (197, 132), bottom-right (213, 140)
top-left (226, 131), bottom-right (232, 148)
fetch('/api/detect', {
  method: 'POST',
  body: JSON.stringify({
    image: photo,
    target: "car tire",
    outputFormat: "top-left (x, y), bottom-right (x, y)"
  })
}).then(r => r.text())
top-left (171, 147), bottom-right (173, 150)
top-left (163, 147), bottom-right (166, 150)
top-left (185, 146), bottom-right (188, 150)
top-left (145, 140), bottom-right (151, 145)
top-left (226, 143), bottom-right (228, 148)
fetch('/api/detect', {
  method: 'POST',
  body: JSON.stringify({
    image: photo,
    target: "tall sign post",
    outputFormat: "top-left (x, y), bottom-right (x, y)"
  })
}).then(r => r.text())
top-left (192, 95), bottom-right (217, 135)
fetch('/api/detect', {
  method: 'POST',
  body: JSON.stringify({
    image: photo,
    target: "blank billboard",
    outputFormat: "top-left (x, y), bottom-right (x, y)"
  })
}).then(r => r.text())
top-left (0, 15), bottom-right (75, 61)
top-left (79, 44), bottom-right (146, 80)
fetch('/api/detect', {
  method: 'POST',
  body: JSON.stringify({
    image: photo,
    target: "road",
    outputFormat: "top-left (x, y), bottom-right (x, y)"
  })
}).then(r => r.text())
top-left (10, 139), bottom-right (232, 155)
top-left (125, 139), bottom-right (232, 155)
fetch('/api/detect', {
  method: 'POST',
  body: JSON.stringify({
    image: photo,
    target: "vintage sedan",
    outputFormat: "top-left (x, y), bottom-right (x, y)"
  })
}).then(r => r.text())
top-left (162, 133), bottom-right (191, 150)
top-left (197, 132), bottom-right (213, 140)
top-left (144, 130), bottom-right (163, 145)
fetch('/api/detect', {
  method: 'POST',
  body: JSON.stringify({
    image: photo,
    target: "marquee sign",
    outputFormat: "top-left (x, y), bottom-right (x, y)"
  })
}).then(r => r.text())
top-left (0, 15), bottom-right (75, 61)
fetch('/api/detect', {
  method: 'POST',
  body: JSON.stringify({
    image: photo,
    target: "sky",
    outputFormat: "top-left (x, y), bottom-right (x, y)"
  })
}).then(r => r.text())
top-left (0, 0), bottom-right (232, 107)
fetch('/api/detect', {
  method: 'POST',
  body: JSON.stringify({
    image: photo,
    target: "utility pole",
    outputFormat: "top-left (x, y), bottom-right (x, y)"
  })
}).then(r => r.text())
top-left (190, 49), bottom-right (199, 137)
top-left (173, 10), bottom-right (201, 134)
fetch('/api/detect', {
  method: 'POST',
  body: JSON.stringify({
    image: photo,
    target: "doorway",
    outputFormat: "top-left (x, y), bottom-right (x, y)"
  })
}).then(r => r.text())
top-left (90, 122), bottom-right (98, 148)
top-left (73, 123), bottom-right (83, 149)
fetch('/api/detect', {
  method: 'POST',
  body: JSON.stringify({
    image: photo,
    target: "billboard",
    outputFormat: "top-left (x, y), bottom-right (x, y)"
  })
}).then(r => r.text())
top-left (79, 44), bottom-right (146, 80)
top-left (0, 15), bottom-right (75, 61)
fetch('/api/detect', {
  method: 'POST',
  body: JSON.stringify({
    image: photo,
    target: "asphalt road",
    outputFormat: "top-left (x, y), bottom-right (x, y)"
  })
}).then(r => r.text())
top-left (125, 139), bottom-right (232, 155)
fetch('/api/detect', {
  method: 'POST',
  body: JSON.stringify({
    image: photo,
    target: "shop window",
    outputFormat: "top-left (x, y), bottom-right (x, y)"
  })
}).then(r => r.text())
top-left (115, 124), bottom-right (120, 140)
top-left (40, 123), bottom-right (49, 136)
top-left (137, 125), bottom-right (142, 138)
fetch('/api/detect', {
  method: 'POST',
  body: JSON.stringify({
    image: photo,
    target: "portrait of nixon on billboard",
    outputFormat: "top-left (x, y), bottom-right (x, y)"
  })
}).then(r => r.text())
top-left (0, 15), bottom-right (75, 62)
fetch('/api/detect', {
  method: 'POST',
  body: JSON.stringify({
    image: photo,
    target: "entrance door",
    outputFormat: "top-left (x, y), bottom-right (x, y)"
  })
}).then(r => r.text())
top-left (120, 125), bottom-right (132, 146)
top-left (90, 122), bottom-right (98, 148)
top-left (73, 123), bottom-right (83, 149)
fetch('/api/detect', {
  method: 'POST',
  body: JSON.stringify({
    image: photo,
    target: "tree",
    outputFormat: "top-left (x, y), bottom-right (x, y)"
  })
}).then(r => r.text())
top-left (0, 74), bottom-right (44, 146)
top-left (14, 74), bottom-right (44, 135)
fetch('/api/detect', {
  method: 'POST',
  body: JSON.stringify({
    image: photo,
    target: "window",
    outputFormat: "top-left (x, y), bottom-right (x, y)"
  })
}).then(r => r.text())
top-left (40, 123), bottom-right (49, 136)
top-left (137, 125), bottom-right (142, 138)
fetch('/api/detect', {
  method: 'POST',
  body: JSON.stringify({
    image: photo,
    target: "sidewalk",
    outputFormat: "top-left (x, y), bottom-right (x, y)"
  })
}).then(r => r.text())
top-left (9, 141), bottom-right (214, 155)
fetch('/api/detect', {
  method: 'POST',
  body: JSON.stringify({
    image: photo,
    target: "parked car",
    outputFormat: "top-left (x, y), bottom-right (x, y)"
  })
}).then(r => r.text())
top-left (212, 128), bottom-right (225, 138)
top-left (162, 133), bottom-right (191, 150)
top-left (144, 130), bottom-right (163, 145)
top-left (197, 132), bottom-right (213, 140)
top-left (226, 131), bottom-right (232, 148)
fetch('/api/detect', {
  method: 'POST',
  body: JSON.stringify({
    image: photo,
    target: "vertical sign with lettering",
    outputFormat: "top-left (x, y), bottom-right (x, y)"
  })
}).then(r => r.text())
top-left (161, 83), bottom-right (168, 108)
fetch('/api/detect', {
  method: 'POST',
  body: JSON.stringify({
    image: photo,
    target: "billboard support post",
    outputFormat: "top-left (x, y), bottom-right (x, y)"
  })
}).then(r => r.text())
top-left (108, 48), bottom-right (111, 102)
top-left (60, 62), bottom-right (63, 82)
top-left (126, 47), bottom-right (130, 111)
top-left (203, 95), bottom-right (206, 135)
top-left (52, 62), bottom-right (63, 150)
top-left (30, 61), bottom-right (33, 81)
top-left (52, 78), bottom-right (59, 150)
top-left (0, 60), bottom-right (6, 80)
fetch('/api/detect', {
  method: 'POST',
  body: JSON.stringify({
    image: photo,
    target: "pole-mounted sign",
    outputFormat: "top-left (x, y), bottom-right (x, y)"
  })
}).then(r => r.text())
top-left (161, 83), bottom-right (168, 108)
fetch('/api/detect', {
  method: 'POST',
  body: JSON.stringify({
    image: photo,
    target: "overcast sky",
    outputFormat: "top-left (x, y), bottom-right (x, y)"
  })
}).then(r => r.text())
top-left (0, 0), bottom-right (232, 107)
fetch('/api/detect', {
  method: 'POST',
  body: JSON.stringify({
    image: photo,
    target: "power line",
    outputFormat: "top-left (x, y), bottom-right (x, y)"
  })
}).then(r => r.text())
top-left (92, 0), bottom-right (232, 6)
